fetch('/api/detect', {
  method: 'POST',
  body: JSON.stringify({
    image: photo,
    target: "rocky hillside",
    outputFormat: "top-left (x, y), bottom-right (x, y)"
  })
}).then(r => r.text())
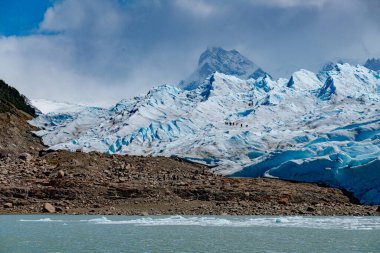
top-left (0, 80), bottom-right (36, 115)
top-left (1, 150), bottom-right (379, 215)
top-left (0, 80), bottom-right (44, 154)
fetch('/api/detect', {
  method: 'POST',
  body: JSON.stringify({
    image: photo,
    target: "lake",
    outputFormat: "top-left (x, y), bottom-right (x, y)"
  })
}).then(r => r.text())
top-left (1, 215), bottom-right (379, 252)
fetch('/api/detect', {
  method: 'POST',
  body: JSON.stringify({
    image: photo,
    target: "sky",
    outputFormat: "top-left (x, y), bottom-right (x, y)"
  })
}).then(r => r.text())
top-left (0, 0), bottom-right (379, 106)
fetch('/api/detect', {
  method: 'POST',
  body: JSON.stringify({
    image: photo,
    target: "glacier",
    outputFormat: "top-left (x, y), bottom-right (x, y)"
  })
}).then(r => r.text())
top-left (30, 59), bottom-right (380, 205)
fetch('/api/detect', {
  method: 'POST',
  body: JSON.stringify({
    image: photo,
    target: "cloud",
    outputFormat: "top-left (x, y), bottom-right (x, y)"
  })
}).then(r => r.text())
top-left (40, 0), bottom-right (125, 35)
top-left (174, 0), bottom-right (217, 17)
top-left (252, 0), bottom-right (328, 8)
top-left (0, 0), bottom-right (379, 105)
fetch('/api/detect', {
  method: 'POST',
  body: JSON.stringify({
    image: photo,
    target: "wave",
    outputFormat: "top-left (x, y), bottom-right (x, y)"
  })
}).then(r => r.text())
top-left (19, 218), bottom-right (64, 222)
top-left (81, 216), bottom-right (380, 230)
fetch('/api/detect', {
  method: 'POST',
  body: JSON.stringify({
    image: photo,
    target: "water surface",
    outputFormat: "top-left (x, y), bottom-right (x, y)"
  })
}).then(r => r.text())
top-left (1, 215), bottom-right (379, 252)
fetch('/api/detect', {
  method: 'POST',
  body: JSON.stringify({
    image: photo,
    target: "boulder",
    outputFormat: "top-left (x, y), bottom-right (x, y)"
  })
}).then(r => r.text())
top-left (39, 149), bottom-right (55, 157)
top-left (3, 202), bottom-right (13, 208)
top-left (19, 153), bottom-right (32, 162)
top-left (278, 197), bottom-right (289, 205)
top-left (93, 203), bottom-right (101, 208)
top-left (0, 151), bottom-right (10, 159)
top-left (43, 203), bottom-right (56, 213)
top-left (57, 170), bottom-right (65, 178)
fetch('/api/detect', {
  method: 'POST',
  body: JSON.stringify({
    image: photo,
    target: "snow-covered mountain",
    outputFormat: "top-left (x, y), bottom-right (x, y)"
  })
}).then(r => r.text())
top-left (364, 58), bottom-right (380, 72)
top-left (30, 54), bottom-right (380, 204)
top-left (178, 47), bottom-right (267, 90)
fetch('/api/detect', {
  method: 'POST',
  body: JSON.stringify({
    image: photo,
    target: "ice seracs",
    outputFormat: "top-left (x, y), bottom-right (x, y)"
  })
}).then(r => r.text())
top-left (317, 63), bottom-right (380, 101)
top-left (30, 57), bottom-right (380, 204)
top-left (286, 69), bottom-right (323, 90)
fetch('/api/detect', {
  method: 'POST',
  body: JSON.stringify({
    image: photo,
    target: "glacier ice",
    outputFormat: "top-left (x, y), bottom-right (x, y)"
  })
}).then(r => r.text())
top-left (30, 63), bottom-right (380, 204)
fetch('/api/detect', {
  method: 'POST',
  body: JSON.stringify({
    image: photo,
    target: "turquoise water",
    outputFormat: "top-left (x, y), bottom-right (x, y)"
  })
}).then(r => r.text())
top-left (1, 215), bottom-right (380, 253)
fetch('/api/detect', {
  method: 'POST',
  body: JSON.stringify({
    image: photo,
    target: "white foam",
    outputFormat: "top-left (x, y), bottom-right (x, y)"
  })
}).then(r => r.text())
top-left (82, 216), bottom-right (380, 230)
top-left (19, 218), bottom-right (64, 222)
top-left (80, 217), bottom-right (111, 222)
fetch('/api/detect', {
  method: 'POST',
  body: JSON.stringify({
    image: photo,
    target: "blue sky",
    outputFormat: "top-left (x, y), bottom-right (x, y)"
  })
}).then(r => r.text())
top-left (0, 0), bottom-right (57, 36)
top-left (0, 0), bottom-right (379, 105)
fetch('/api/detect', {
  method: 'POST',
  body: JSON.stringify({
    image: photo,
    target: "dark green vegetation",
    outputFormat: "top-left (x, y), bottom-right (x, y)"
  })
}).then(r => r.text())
top-left (0, 80), bottom-right (35, 115)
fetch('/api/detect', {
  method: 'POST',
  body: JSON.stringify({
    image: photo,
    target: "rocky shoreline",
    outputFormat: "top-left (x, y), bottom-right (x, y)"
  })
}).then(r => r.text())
top-left (1, 150), bottom-right (379, 216)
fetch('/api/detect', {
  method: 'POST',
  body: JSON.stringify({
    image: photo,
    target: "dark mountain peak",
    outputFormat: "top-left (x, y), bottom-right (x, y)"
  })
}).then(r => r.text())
top-left (179, 47), bottom-right (263, 90)
top-left (319, 60), bottom-right (345, 72)
top-left (364, 58), bottom-right (380, 71)
top-left (198, 47), bottom-right (248, 65)
top-left (248, 68), bottom-right (271, 80)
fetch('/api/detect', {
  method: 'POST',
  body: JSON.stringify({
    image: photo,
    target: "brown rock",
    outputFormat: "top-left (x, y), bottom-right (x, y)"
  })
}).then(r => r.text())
top-left (0, 151), bottom-right (10, 159)
top-left (39, 150), bottom-right (47, 157)
top-left (4, 202), bottom-right (13, 208)
top-left (19, 153), bottom-right (32, 162)
top-left (43, 203), bottom-right (56, 213)
top-left (57, 170), bottom-right (65, 178)
top-left (278, 197), bottom-right (289, 205)
top-left (70, 158), bottom-right (82, 166)
top-left (376, 206), bottom-right (380, 213)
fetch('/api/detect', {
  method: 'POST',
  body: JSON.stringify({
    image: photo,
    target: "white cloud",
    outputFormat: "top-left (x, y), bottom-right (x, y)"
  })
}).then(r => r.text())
top-left (40, 0), bottom-right (125, 36)
top-left (0, 35), bottom-right (113, 106)
top-left (246, 0), bottom-right (328, 8)
top-left (175, 0), bottom-right (217, 17)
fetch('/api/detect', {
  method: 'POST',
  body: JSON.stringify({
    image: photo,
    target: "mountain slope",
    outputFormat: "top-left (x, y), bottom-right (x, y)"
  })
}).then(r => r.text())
top-left (0, 80), bottom-right (44, 154)
top-left (179, 47), bottom-right (266, 90)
